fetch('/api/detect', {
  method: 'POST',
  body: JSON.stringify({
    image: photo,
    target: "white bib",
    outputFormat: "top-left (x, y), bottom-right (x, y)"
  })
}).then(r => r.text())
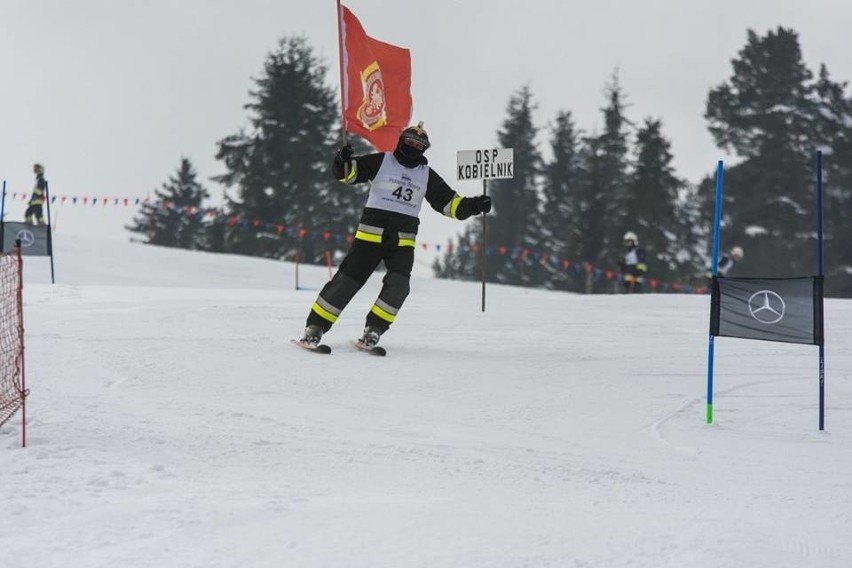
top-left (365, 153), bottom-right (429, 217)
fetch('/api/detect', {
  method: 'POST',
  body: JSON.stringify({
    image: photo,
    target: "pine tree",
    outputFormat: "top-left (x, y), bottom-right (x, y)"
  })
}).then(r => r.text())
top-left (434, 86), bottom-right (543, 286)
top-left (812, 64), bottom-right (852, 296)
top-left (126, 157), bottom-right (210, 249)
top-left (572, 73), bottom-right (632, 292)
top-left (486, 85), bottom-right (544, 286)
top-left (432, 227), bottom-right (479, 282)
top-left (703, 27), bottom-right (819, 279)
top-left (540, 110), bottom-right (584, 291)
top-left (623, 118), bottom-right (691, 285)
top-left (213, 36), bottom-right (360, 262)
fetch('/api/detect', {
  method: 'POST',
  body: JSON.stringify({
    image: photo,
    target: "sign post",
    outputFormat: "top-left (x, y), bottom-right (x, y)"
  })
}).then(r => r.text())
top-left (456, 148), bottom-right (514, 312)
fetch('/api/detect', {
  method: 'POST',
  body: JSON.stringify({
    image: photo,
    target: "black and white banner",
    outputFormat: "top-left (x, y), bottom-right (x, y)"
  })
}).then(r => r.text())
top-left (0, 222), bottom-right (51, 256)
top-left (710, 276), bottom-right (824, 346)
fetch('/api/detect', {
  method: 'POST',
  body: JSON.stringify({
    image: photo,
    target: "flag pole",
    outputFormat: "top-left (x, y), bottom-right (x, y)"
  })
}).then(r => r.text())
top-left (816, 150), bottom-right (825, 431)
top-left (706, 160), bottom-right (724, 424)
top-left (335, 0), bottom-right (353, 187)
top-left (335, 0), bottom-right (347, 146)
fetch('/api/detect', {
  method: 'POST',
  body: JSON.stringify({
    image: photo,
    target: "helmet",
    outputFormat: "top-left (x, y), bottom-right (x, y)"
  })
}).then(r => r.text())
top-left (623, 231), bottom-right (638, 245)
top-left (730, 246), bottom-right (744, 261)
top-left (398, 121), bottom-right (430, 155)
top-left (33, 163), bottom-right (45, 174)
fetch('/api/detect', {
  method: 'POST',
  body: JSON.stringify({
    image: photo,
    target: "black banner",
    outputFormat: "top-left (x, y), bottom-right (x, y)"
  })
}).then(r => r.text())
top-left (0, 221), bottom-right (52, 256)
top-left (710, 276), bottom-right (823, 346)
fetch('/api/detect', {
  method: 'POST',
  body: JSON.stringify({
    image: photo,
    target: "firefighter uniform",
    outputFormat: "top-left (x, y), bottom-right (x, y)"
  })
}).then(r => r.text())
top-left (303, 124), bottom-right (490, 345)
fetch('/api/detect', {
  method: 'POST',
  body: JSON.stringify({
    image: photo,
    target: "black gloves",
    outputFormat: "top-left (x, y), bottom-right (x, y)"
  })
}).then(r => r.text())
top-left (334, 144), bottom-right (354, 166)
top-left (473, 195), bottom-right (492, 214)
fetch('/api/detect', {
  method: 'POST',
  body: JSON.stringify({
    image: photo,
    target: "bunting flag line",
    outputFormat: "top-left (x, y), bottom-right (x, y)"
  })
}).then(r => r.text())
top-left (339, 3), bottom-right (412, 151)
top-left (133, 201), bottom-right (709, 295)
top-left (1, 192), bottom-right (707, 294)
top-left (6, 193), bottom-right (150, 206)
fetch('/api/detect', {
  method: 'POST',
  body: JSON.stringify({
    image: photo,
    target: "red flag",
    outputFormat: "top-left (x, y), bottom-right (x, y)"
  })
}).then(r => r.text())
top-left (338, 4), bottom-right (412, 151)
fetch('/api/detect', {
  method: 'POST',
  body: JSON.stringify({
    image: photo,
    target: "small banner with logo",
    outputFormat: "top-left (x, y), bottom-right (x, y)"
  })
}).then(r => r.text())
top-left (339, 3), bottom-right (412, 151)
top-left (709, 276), bottom-right (824, 346)
top-left (1, 221), bottom-right (51, 256)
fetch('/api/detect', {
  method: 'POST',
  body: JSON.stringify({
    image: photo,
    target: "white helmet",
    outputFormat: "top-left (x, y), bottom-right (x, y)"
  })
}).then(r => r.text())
top-left (623, 231), bottom-right (638, 245)
top-left (730, 246), bottom-right (744, 261)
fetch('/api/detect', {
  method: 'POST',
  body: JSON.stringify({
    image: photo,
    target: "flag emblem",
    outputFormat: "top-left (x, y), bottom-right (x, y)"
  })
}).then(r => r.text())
top-left (747, 290), bottom-right (786, 324)
top-left (358, 62), bottom-right (387, 131)
top-left (15, 229), bottom-right (35, 248)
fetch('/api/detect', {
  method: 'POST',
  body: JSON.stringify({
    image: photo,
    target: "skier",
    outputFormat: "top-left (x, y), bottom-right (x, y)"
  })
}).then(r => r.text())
top-left (618, 231), bottom-right (647, 293)
top-left (707, 245), bottom-right (744, 281)
top-left (718, 245), bottom-right (744, 276)
top-left (298, 122), bottom-right (492, 351)
top-left (24, 163), bottom-right (48, 225)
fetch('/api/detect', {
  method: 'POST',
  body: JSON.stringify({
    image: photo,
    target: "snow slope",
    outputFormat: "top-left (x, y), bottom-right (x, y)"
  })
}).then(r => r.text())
top-left (2, 231), bottom-right (851, 568)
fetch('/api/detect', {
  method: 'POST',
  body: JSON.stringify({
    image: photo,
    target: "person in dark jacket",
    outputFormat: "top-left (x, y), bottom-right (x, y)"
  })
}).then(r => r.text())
top-left (299, 122), bottom-right (492, 348)
top-left (716, 245), bottom-right (744, 277)
top-left (618, 231), bottom-right (647, 293)
top-left (24, 163), bottom-right (47, 225)
top-left (706, 245), bottom-right (744, 284)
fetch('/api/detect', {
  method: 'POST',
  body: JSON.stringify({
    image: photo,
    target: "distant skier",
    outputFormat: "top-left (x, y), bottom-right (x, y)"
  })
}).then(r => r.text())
top-left (298, 122), bottom-right (492, 350)
top-left (24, 163), bottom-right (48, 225)
top-left (618, 231), bottom-right (647, 293)
top-left (707, 246), bottom-right (744, 282)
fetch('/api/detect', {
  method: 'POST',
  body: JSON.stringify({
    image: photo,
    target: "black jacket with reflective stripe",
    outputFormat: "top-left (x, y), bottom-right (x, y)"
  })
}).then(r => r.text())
top-left (30, 176), bottom-right (47, 204)
top-left (332, 150), bottom-right (481, 235)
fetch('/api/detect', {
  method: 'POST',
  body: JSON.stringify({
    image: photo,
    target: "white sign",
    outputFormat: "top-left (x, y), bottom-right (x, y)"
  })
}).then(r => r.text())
top-left (456, 148), bottom-right (514, 181)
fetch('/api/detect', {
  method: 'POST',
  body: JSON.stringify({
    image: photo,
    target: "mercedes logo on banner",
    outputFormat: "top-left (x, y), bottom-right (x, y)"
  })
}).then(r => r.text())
top-left (15, 229), bottom-right (35, 248)
top-left (748, 290), bottom-right (786, 324)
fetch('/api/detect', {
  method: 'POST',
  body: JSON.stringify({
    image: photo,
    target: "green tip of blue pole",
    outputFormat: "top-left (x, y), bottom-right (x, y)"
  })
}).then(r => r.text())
top-left (706, 404), bottom-right (714, 424)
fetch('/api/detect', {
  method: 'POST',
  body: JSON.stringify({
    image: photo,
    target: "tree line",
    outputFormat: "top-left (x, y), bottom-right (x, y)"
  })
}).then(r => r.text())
top-left (127, 27), bottom-right (852, 297)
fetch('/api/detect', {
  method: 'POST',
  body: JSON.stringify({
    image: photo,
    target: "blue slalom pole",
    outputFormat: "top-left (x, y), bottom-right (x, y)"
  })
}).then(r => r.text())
top-left (706, 160), bottom-right (724, 424)
top-left (817, 151), bottom-right (825, 431)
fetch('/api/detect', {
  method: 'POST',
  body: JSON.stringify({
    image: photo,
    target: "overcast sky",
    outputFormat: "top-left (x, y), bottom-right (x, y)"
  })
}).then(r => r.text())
top-left (2, 0), bottom-right (851, 245)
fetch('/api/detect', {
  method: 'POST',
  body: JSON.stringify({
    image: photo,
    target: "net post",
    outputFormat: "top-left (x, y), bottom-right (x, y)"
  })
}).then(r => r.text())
top-left (16, 246), bottom-right (26, 448)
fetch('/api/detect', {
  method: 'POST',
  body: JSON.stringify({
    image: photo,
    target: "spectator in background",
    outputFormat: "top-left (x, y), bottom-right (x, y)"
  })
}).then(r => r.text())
top-left (24, 163), bottom-right (47, 225)
top-left (619, 231), bottom-right (647, 293)
top-left (707, 246), bottom-right (744, 283)
top-left (717, 246), bottom-right (744, 276)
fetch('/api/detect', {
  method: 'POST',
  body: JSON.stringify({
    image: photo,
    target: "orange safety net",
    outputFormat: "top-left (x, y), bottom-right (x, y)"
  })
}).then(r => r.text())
top-left (0, 248), bottom-right (25, 430)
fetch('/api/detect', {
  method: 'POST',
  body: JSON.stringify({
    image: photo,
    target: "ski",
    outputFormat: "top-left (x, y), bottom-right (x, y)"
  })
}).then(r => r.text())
top-left (352, 340), bottom-right (387, 357)
top-left (290, 339), bottom-right (332, 354)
